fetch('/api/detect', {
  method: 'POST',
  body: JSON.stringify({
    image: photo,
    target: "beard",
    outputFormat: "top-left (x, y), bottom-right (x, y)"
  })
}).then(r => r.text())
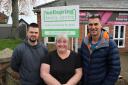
top-left (29, 37), bottom-right (37, 42)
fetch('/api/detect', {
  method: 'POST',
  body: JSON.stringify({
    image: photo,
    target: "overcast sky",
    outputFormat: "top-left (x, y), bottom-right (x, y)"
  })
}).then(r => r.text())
top-left (0, 0), bottom-right (55, 15)
top-left (7, 0), bottom-right (55, 24)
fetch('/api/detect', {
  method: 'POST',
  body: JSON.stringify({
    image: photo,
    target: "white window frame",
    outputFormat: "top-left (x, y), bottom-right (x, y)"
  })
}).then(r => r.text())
top-left (113, 25), bottom-right (125, 48)
top-left (85, 24), bottom-right (88, 37)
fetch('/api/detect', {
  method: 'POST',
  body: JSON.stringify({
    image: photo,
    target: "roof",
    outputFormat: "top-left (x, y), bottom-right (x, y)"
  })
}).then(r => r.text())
top-left (67, 0), bottom-right (128, 11)
top-left (33, 0), bottom-right (128, 12)
top-left (33, 0), bottom-right (65, 12)
top-left (7, 15), bottom-right (37, 24)
top-left (0, 12), bottom-right (8, 17)
top-left (19, 18), bottom-right (28, 25)
top-left (0, 12), bottom-right (8, 24)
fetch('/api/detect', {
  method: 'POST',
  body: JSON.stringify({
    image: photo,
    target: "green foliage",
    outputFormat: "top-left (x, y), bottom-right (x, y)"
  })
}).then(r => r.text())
top-left (0, 39), bottom-right (22, 51)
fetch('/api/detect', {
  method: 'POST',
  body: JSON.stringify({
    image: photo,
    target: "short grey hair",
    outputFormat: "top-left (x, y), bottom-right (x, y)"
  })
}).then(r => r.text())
top-left (56, 33), bottom-right (68, 41)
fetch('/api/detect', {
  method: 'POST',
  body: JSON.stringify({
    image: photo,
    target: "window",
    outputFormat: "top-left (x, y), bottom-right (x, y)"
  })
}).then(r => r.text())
top-left (113, 25), bottom-right (125, 48)
top-left (44, 37), bottom-right (56, 44)
top-left (48, 37), bottom-right (55, 43)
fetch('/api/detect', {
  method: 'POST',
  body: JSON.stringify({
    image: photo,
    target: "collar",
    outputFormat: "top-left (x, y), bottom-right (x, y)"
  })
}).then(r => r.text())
top-left (83, 31), bottom-right (109, 52)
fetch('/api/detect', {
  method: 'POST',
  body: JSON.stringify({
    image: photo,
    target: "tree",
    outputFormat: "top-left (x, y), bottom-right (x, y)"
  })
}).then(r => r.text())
top-left (0, 0), bottom-right (38, 38)
top-left (0, 0), bottom-right (2, 11)
top-left (11, 0), bottom-right (19, 38)
top-left (11, 0), bottom-right (37, 38)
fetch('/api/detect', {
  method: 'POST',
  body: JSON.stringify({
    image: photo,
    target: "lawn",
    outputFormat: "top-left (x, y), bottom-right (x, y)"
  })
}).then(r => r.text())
top-left (0, 39), bottom-right (22, 51)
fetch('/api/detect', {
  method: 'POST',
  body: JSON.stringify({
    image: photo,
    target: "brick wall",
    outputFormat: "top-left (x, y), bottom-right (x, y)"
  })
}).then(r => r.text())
top-left (0, 13), bottom-right (8, 24)
top-left (37, 12), bottom-right (41, 29)
top-left (125, 25), bottom-right (128, 52)
top-left (119, 25), bottom-right (128, 53)
top-left (79, 24), bottom-right (85, 45)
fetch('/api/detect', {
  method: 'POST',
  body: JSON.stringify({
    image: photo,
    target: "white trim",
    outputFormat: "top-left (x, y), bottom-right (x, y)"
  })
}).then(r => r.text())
top-left (80, 8), bottom-right (128, 11)
top-left (71, 38), bottom-right (74, 51)
top-left (85, 24), bottom-right (88, 37)
top-left (75, 38), bottom-right (78, 52)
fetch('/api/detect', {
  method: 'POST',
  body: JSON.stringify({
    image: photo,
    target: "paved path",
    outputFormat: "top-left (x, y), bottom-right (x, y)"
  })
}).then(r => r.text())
top-left (120, 53), bottom-right (128, 82)
top-left (115, 53), bottom-right (128, 85)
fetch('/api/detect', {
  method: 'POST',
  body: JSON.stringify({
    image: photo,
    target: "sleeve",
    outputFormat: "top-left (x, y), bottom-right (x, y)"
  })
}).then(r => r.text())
top-left (102, 39), bottom-right (121, 85)
top-left (41, 53), bottom-right (51, 65)
top-left (75, 52), bottom-right (82, 69)
top-left (10, 47), bottom-right (22, 72)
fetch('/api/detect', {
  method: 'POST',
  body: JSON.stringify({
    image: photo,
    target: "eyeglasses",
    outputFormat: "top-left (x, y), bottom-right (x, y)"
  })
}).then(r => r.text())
top-left (88, 14), bottom-right (101, 19)
top-left (88, 23), bottom-right (99, 26)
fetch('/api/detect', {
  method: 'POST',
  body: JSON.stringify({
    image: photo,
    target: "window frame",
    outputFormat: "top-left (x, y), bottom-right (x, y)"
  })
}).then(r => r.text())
top-left (113, 25), bottom-right (125, 48)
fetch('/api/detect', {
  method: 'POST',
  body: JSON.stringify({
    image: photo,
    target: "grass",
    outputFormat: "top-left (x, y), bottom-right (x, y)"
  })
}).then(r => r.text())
top-left (0, 39), bottom-right (22, 51)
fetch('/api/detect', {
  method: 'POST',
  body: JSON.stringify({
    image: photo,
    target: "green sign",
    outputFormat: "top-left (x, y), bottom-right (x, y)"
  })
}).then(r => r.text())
top-left (41, 5), bottom-right (79, 37)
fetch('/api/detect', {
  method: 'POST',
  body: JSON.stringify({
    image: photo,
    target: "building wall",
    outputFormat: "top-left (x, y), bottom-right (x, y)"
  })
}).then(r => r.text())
top-left (80, 11), bottom-right (128, 53)
top-left (78, 24), bottom-right (85, 45)
top-left (106, 24), bottom-right (128, 53)
top-left (79, 24), bottom-right (128, 53)
top-left (37, 12), bottom-right (43, 41)
top-left (36, 10), bottom-right (128, 53)
top-left (0, 12), bottom-right (8, 24)
top-left (37, 13), bottom-right (41, 29)
top-left (119, 25), bottom-right (128, 53)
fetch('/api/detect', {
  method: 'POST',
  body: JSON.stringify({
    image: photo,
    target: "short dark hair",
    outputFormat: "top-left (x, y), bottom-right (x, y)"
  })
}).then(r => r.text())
top-left (27, 23), bottom-right (39, 31)
top-left (88, 14), bottom-right (101, 20)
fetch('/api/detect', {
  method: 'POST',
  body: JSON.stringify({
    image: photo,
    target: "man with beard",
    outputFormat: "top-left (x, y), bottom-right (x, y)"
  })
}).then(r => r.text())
top-left (79, 14), bottom-right (121, 85)
top-left (11, 23), bottom-right (48, 85)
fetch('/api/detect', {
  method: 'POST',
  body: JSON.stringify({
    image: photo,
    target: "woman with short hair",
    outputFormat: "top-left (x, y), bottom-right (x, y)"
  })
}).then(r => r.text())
top-left (40, 33), bottom-right (82, 85)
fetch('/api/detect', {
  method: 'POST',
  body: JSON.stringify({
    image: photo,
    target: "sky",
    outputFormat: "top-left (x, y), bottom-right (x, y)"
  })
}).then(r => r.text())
top-left (0, 0), bottom-right (55, 16)
top-left (7, 0), bottom-right (55, 24)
